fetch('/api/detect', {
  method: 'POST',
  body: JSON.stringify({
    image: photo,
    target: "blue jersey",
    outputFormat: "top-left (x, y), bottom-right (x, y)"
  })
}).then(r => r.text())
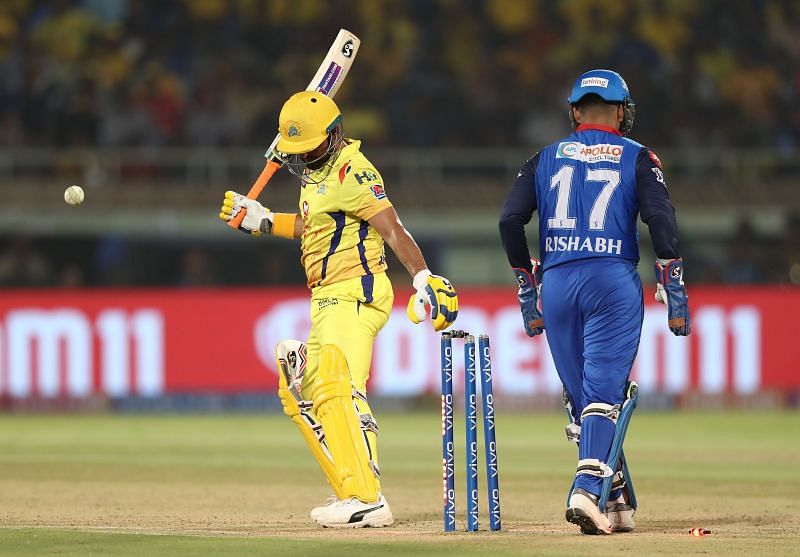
top-left (499, 124), bottom-right (680, 273)
top-left (536, 126), bottom-right (639, 269)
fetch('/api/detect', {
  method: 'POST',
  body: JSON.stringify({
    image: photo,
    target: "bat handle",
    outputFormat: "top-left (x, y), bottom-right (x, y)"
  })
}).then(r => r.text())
top-left (227, 159), bottom-right (282, 230)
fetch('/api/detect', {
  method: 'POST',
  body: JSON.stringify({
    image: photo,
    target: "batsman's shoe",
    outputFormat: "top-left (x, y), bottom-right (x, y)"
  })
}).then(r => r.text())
top-left (566, 489), bottom-right (613, 535)
top-left (314, 494), bottom-right (393, 528)
top-left (310, 495), bottom-right (340, 522)
top-left (606, 501), bottom-right (635, 533)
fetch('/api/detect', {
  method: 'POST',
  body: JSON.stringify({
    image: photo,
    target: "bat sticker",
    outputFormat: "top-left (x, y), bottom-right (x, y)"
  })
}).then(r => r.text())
top-left (316, 62), bottom-right (343, 94)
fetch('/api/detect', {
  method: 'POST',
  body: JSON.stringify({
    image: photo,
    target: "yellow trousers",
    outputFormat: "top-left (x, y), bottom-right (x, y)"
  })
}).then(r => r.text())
top-left (302, 272), bottom-right (393, 483)
top-left (302, 272), bottom-right (394, 399)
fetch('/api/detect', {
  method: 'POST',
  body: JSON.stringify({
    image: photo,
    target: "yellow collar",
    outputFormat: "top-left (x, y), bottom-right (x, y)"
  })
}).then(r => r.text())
top-left (306, 138), bottom-right (361, 180)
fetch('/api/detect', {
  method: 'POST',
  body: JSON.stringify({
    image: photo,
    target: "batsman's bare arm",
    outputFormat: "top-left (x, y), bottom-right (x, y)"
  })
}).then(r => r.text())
top-left (368, 206), bottom-right (428, 277)
top-left (370, 205), bottom-right (458, 332)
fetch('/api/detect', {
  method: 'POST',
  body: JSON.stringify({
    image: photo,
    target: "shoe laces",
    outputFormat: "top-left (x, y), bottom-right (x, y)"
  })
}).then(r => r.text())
top-left (318, 494), bottom-right (339, 507)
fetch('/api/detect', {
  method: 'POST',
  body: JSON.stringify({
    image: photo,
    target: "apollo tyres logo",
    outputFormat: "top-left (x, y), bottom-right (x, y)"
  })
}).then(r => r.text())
top-left (556, 142), bottom-right (624, 164)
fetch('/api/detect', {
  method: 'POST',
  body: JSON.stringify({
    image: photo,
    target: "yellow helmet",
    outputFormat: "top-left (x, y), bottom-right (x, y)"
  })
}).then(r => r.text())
top-left (276, 91), bottom-right (342, 155)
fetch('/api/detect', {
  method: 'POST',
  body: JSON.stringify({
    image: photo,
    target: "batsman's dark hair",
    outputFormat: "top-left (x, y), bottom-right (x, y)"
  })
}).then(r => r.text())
top-left (568, 93), bottom-right (636, 136)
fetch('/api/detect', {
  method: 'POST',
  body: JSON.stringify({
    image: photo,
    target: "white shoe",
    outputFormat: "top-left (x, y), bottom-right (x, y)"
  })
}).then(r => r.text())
top-left (314, 494), bottom-right (393, 528)
top-left (310, 495), bottom-right (340, 522)
top-left (606, 501), bottom-right (635, 532)
top-left (566, 489), bottom-right (613, 535)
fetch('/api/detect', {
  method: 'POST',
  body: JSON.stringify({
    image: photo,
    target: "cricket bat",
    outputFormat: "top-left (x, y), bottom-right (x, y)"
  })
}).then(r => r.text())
top-left (228, 29), bottom-right (360, 230)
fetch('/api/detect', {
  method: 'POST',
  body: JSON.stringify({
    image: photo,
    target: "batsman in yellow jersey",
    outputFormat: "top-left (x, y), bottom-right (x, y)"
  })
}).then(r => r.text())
top-left (219, 91), bottom-right (459, 528)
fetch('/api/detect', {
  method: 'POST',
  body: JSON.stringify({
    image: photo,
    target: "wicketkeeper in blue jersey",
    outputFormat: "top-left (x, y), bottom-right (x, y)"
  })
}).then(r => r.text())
top-left (499, 69), bottom-right (691, 535)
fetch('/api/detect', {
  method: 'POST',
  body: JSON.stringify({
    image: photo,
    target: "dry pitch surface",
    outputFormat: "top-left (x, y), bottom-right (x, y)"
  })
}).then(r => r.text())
top-left (0, 411), bottom-right (798, 556)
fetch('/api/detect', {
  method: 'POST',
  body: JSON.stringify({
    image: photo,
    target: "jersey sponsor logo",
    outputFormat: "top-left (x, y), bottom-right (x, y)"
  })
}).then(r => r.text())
top-left (338, 161), bottom-right (351, 183)
top-left (651, 167), bottom-right (666, 187)
top-left (316, 297), bottom-right (339, 310)
top-left (353, 170), bottom-right (379, 184)
top-left (370, 184), bottom-right (387, 200)
top-left (580, 77), bottom-right (609, 88)
top-left (316, 183), bottom-right (327, 195)
top-left (648, 149), bottom-right (662, 168)
top-left (544, 235), bottom-right (623, 255)
top-left (556, 142), bottom-right (623, 163)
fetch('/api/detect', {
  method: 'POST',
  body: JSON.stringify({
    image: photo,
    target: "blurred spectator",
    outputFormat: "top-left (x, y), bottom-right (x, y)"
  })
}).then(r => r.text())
top-left (176, 247), bottom-right (217, 286)
top-left (92, 235), bottom-right (134, 285)
top-left (100, 86), bottom-right (158, 146)
top-left (58, 261), bottom-right (86, 287)
top-left (0, 236), bottom-right (53, 287)
top-left (724, 219), bottom-right (764, 284)
top-left (185, 77), bottom-right (242, 147)
top-left (778, 213), bottom-right (800, 285)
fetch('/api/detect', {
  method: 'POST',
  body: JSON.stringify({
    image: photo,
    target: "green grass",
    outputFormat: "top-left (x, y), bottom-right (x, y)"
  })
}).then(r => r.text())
top-left (0, 411), bottom-right (798, 556)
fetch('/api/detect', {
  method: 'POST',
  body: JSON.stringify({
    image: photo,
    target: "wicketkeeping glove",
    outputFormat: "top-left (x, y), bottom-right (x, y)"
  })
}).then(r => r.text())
top-left (514, 259), bottom-right (544, 337)
top-left (219, 191), bottom-right (271, 236)
top-left (654, 258), bottom-right (691, 336)
top-left (406, 270), bottom-right (458, 332)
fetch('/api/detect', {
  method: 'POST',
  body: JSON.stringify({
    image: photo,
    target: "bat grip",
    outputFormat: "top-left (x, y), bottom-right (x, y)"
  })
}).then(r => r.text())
top-left (227, 159), bottom-right (282, 229)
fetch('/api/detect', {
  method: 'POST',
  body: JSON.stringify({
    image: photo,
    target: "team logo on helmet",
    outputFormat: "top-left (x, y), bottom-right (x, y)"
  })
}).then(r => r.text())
top-left (287, 123), bottom-right (301, 137)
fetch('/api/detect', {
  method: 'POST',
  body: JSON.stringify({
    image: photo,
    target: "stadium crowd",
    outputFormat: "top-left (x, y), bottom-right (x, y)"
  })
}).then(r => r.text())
top-left (0, 0), bottom-right (798, 150)
top-left (0, 0), bottom-right (798, 287)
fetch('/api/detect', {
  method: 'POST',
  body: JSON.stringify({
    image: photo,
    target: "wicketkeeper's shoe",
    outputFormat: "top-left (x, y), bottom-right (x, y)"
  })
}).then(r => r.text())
top-left (566, 488), bottom-right (613, 535)
top-left (314, 493), bottom-right (393, 528)
top-left (606, 499), bottom-right (635, 533)
top-left (310, 495), bottom-right (340, 522)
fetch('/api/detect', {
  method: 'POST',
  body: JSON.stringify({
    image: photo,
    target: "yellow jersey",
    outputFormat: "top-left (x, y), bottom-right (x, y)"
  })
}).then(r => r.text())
top-left (299, 139), bottom-right (392, 294)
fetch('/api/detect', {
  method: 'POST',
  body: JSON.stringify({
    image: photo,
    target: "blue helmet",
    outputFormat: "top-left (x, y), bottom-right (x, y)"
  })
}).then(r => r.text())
top-left (567, 69), bottom-right (636, 134)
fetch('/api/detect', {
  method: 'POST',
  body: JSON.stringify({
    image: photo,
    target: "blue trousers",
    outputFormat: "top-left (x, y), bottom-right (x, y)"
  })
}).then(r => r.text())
top-left (542, 258), bottom-right (643, 496)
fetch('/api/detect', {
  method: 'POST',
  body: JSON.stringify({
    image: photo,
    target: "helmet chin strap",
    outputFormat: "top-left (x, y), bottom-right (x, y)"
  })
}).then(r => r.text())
top-left (620, 101), bottom-right (636, 135)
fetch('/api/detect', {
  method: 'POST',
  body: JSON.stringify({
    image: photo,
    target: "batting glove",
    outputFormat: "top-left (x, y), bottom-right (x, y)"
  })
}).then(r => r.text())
top-left (654, 258), bottom-right (691, 336)
top-left (219, 191), bottom-right (272, 236)
top-left (406, 270), bottom-right (459, 332)
top-left (514, 259), bottom-right (544, 337)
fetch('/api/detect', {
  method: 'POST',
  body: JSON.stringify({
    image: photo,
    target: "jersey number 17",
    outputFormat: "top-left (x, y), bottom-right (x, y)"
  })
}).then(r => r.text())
top-left (547, 167), bottom-right (620, 232)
